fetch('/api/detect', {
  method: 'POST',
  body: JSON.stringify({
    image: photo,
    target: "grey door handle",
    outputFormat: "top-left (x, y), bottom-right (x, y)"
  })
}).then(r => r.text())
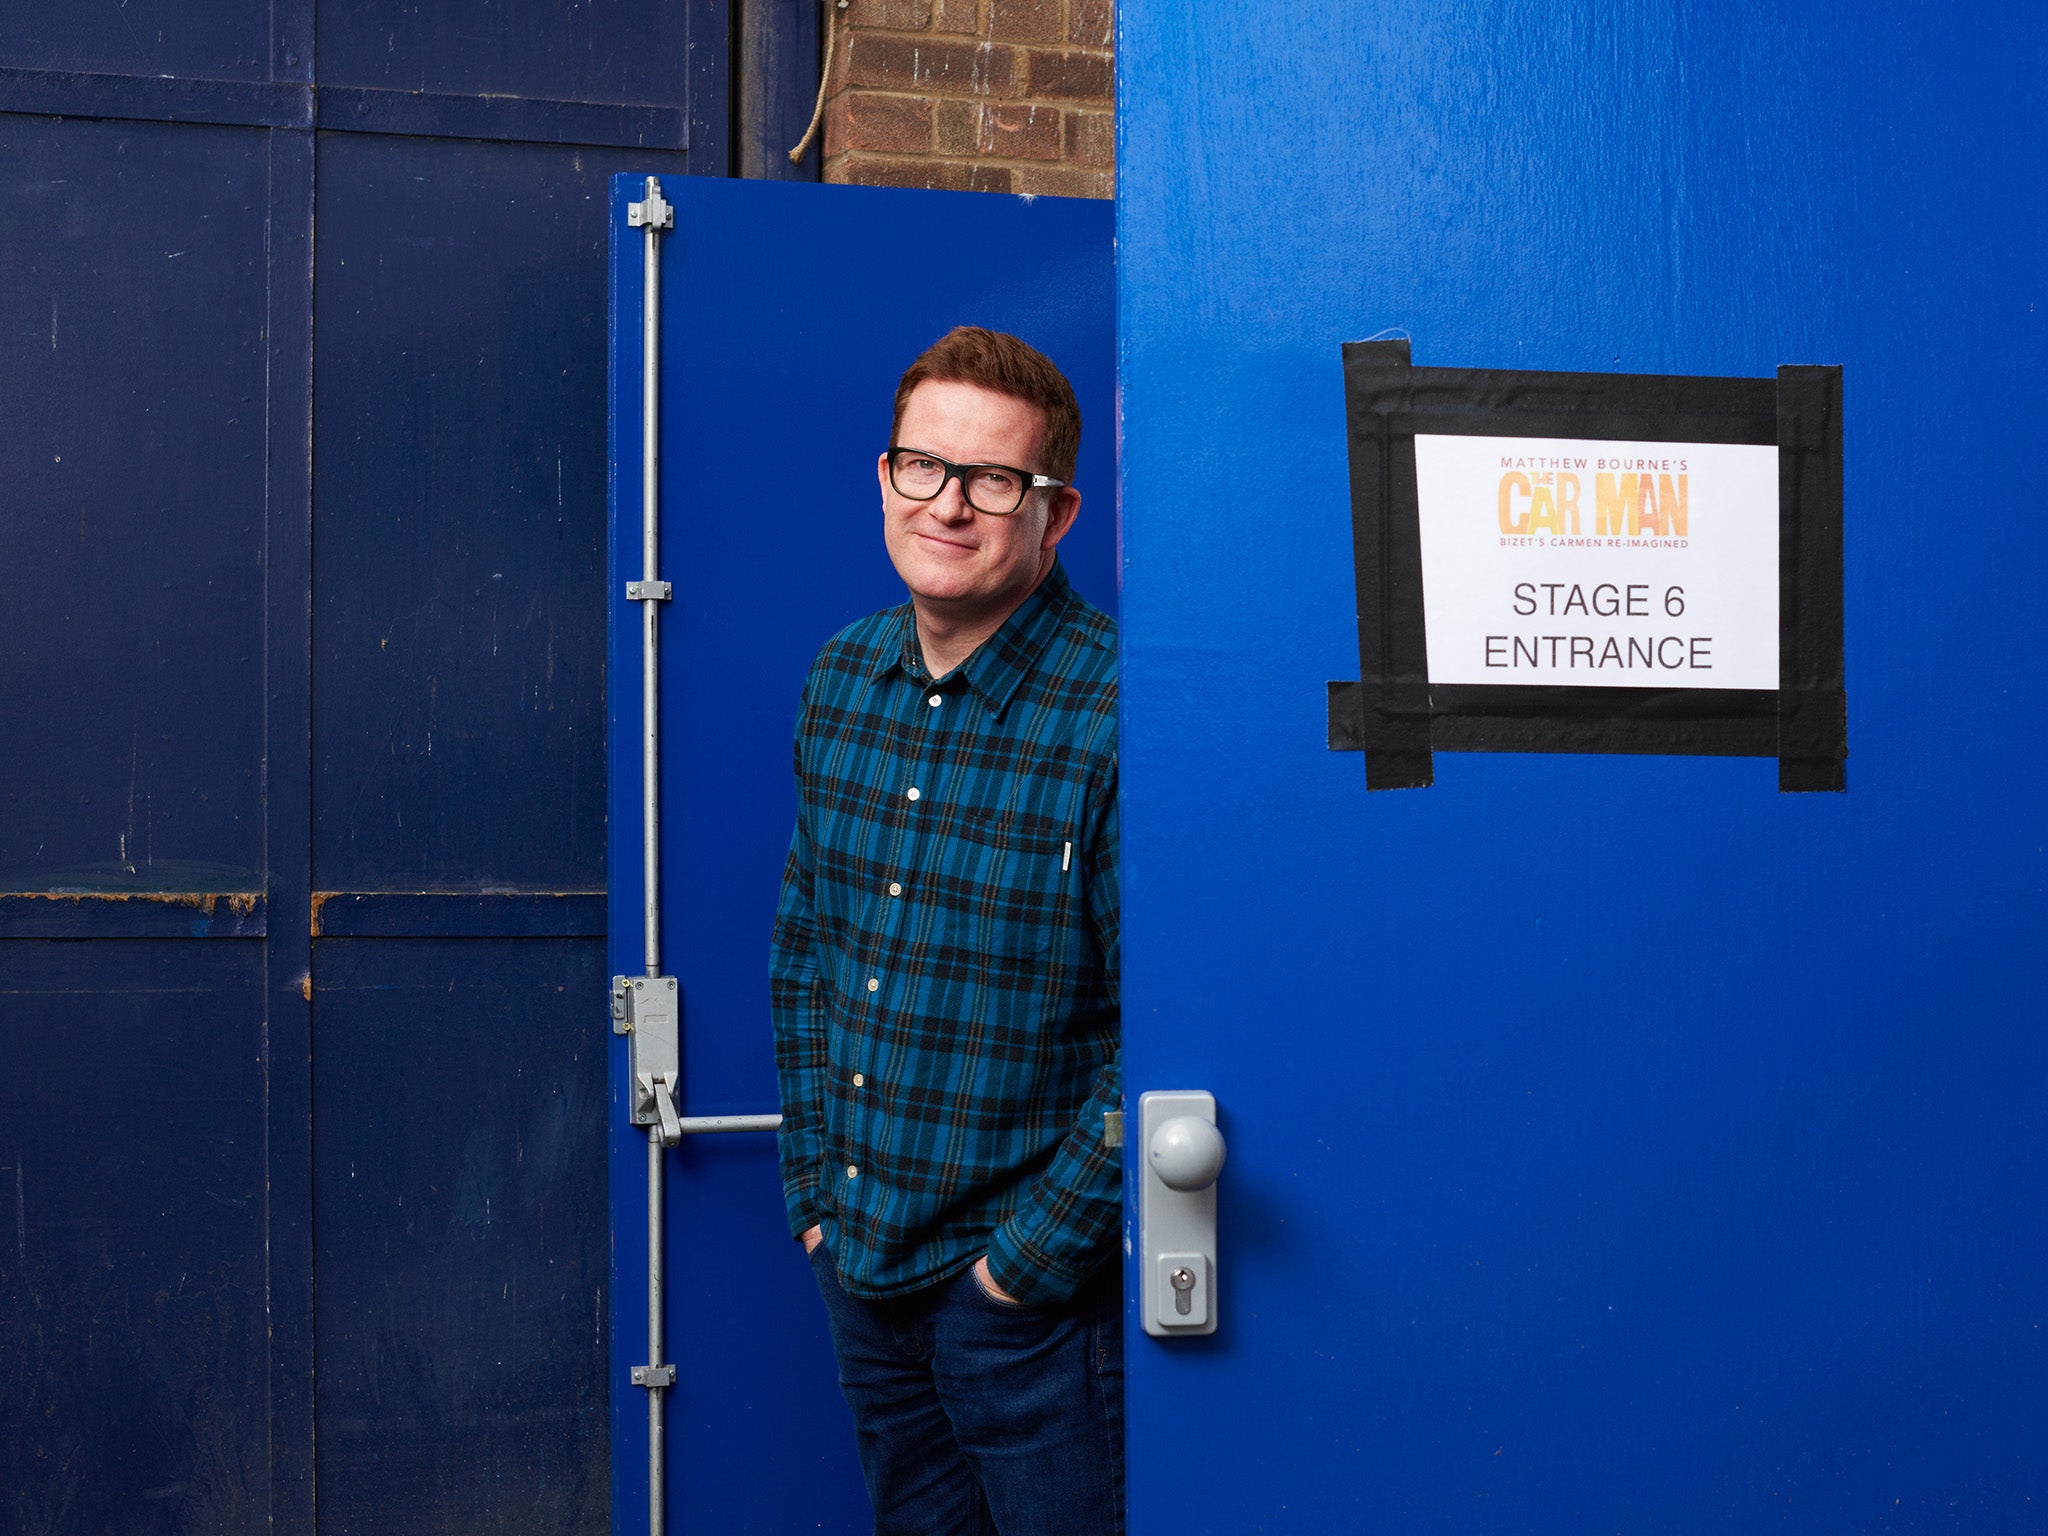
top-left (1148, 1113), bottom-right (1226, 1190)
top-left (1138, 1091), bottom-right (1223, 1336)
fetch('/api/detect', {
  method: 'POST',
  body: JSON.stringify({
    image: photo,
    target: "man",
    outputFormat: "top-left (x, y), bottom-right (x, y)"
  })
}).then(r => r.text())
top-left (771, 326), bottom-right (1122, 1536)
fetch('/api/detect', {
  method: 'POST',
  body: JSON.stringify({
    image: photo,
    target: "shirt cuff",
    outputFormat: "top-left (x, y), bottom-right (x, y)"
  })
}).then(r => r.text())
top-left (784, 1181), bottom-right (823, 1243)
top-left (984, 1218), bottom-right (1096, 1308)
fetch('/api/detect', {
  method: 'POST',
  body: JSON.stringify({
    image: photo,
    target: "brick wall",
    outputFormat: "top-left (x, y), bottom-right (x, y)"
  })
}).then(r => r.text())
top-left (820, 0), bottom-right (1114, 197)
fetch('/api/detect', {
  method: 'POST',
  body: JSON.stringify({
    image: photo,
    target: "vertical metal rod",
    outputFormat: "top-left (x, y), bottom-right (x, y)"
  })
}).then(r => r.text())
top-left (647, 1125), bottom-right (665, 1536)
top-left (641, 175), bottom-right (663, 981)
top-left (630, 173), bottom-right (675, 1536)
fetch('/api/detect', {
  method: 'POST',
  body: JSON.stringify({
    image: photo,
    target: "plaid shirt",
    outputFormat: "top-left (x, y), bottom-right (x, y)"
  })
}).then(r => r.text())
top-left (771, 561), bottom-right (1120, 1307)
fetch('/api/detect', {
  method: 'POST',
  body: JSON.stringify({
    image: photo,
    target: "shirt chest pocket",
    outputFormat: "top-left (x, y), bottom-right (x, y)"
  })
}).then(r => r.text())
top-left (934, 818), bottom-right (1072, 961)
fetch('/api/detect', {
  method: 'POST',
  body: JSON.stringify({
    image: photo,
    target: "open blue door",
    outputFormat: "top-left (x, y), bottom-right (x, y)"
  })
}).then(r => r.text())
top-left (606, 176), bottom-right (1115, 1535)
top-left (1117, 4), bottom-right (2046, 1532)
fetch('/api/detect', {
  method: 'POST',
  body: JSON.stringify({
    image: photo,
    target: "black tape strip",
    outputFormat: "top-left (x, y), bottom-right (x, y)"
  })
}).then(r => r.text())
top-left (1326, 680), bottom-right (1367, 751)
top-left (1400, 367), bottom-right (1777, 449)
top-left (1428, 685), bottom-right (1778, 756)
top-left (1775, 365), bottom-right (1847, 791)
top-left (1340, 341), bottom-right (1432, 789)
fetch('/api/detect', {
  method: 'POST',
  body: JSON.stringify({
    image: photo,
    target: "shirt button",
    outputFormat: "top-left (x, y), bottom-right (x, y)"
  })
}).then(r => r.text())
top-left (928, 694), bottom-right (942, 707)
top-left (846, 1165), bottom-right (859, 1180)
top-left (852, 1072), bottom-right (866, 1088)
top-left (866, 977), bottom-right (879, 992)
top-left (906, 786), bottom-right (920, 801)
top-left (887, 881), bottom-right (902, 897)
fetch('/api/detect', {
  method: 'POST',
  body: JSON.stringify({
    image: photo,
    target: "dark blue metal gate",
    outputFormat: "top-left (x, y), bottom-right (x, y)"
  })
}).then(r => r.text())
top-left (0, 6), bottom-right (815, 1531)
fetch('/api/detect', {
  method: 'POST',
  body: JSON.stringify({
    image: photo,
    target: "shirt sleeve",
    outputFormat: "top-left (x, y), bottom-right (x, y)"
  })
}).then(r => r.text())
top-left (985, 757), bottom-right (1121, 1305)
top-left (770, 683), bottom-right (829, 1241)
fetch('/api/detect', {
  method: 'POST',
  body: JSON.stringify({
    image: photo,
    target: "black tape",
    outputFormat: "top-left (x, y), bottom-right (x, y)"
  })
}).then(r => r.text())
top-left (1340, 341), bottom-right (1432, 789)
top-left (1775, 365), bottom-right (1848, 792)
top-left (1330, 353), bottom-right (1846, 791)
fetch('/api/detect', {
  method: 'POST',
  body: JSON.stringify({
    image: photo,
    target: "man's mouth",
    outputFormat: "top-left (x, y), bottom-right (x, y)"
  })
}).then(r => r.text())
top-left (915, 532), bottom-right (978, 552)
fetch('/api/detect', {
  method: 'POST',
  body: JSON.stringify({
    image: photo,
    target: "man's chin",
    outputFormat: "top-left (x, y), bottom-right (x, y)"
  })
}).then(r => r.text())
top-left (895, 557), bottom-right (987, 607)
top-left (906, 582), bottom-right (986, 610)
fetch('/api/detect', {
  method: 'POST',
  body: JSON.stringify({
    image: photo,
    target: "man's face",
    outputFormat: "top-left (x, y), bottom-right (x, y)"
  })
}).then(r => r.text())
top-left (879, 379), bottom-right (1080, 619)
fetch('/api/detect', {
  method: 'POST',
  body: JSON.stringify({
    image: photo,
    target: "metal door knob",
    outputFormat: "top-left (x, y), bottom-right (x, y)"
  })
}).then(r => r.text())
top-left (1148, 1114), bottom-right (1227, 1191)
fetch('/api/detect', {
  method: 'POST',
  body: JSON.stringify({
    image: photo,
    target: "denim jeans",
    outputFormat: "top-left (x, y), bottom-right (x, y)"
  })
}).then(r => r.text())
top-left (809, 1244), bottom-right (1124, 1536)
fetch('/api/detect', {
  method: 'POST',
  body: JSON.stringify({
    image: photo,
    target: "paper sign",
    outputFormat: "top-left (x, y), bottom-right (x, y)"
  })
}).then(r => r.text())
top-left (1411, 434), bottom-right (1780, 690)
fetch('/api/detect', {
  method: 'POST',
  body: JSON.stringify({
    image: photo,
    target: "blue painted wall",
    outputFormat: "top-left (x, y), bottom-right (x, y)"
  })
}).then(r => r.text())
top-left (1118, 3), bottom-right (2045, 1531)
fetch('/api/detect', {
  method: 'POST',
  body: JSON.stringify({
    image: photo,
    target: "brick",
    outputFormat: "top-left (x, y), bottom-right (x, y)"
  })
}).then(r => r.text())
top-left (1014, 163), bottom-right (1111, 199)
top-left (977, 103), bottom-right (1061, 160)
top-left (1023, 48), bottom-right (1112, 102)
top-left (934, 98), bottom-right (978, 156)
top-left (1062, 108), bottom-right (1112, 168)
top-left (1067, 0), bottom-right (1111, 47)
top-left (831, 90), bottom-right (934, 156)
top-left (845, 0), bottom-right (933, 26)
top-left (934, 0), bottom-right (980, 32)
top-left (988, 0), bottom-right (1062, 43)
top-left (840, 154), bottom-right (1013, 195)
top-left (840, 154), bottom-right (973, 191)
top-left (846, 33), bottom-right (1018, 96)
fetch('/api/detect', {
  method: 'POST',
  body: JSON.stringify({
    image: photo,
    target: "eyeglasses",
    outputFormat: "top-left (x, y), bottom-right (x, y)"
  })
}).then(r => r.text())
top-left (886, 446), bottom-right (1065, 517)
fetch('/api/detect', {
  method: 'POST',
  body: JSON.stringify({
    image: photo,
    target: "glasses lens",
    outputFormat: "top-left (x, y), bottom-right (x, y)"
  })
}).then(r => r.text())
top-left (963, 466), bottom-right (1026, 515)
top-left (890, 450), bottom-right (946, 499)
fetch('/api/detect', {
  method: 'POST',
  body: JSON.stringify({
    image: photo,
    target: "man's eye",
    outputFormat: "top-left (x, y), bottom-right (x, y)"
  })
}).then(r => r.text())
top-left (908, 457), bottom-right (941, 472)
top-left (972, 469), bottom-right (1018, 493)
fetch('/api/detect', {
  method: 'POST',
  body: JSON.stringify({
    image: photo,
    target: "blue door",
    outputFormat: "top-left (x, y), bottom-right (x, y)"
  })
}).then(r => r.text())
top-left (606, 175), bottom-right (1116, 1534)
top-left (1118, 3), bottom-right (2045, 1532)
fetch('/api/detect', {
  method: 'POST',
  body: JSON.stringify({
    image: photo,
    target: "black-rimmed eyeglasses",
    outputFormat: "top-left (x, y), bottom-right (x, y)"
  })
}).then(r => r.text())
top-left (886, 446), bottom-right (1065, 517)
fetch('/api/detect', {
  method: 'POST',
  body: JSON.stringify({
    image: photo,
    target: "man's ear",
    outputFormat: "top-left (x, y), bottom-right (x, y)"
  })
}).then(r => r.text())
top-left (877, 452), bottom-right (893, 500)
top-left (1040, 486), bottom-right (1082, 551)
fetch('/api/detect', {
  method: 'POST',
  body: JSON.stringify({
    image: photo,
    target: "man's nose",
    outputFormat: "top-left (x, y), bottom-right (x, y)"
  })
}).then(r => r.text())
top-left (928, 478), bottom-right (976, 521)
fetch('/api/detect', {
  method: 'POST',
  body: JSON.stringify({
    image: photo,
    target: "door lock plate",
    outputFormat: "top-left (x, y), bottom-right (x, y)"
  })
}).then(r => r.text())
top-left (1138, 1090), bottom-right (1222, 1337)
top-left (612, 974), bottom-right (680, 1139)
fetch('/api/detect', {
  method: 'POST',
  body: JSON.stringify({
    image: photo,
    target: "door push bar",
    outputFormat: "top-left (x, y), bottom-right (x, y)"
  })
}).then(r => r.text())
top-left (612, 974), bottom-right (783, 1146)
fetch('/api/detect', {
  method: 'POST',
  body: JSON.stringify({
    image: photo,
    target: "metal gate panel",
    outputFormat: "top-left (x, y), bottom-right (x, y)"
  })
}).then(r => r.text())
top-left (0, 941), bottom-right (269, 1534)
top-left (316, 0), bottom-right (701, 110)
top-left (311, 131), bottom-right (689, 891)
top-left (0, 2), bottom-right (274, 84)
top-left (312, 938), bottom-right (611, 1535)
top-left (0, 114), bottom-right (270, 892)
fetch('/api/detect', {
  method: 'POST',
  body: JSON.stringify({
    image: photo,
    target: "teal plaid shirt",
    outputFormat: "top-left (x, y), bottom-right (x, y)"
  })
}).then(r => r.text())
top-left (771, 561), bottom-right (1120, 1306)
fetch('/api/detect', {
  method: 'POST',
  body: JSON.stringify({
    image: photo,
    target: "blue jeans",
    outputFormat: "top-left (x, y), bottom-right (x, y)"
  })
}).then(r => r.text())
top-left (809, 1244), bottom-right (1124, 1536)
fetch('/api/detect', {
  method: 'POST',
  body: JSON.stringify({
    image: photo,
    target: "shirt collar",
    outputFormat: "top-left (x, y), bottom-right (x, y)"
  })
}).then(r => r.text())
top-left (874, 561), bottom-right (1076, 719)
